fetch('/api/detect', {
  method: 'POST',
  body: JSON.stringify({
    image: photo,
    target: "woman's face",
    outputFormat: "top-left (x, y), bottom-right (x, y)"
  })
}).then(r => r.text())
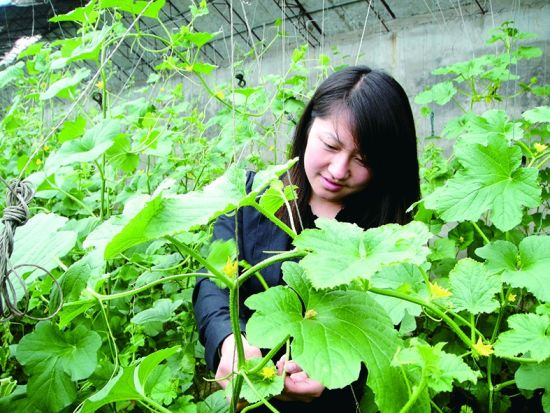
top-left (303, 114), bottom-right (371, 218)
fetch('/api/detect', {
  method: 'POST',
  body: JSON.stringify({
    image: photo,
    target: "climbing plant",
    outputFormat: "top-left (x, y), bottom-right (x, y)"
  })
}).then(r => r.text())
top-left (0, 1), bottom-right (548, 412)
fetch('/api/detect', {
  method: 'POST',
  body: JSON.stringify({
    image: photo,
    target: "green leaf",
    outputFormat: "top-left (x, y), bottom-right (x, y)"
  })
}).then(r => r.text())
top-left (99, 0), bottom-right (166, 19)
top-left (424, 135), bottom-right (541, 231)
top-left (515, 362), bottom-right (550, 412)
top-left (476, 236), bottom-right (550, 302)
top-left (258, 182), bottom-right (296, 216)
top-left (8, 213), bottom-right (77, 303)
top-left (184, 31), bottom-right (218, 48)
top-left (46, 119), bottom-right (123, 172)
top-left (26, 358), bottom-right (77, 412)
top-left (459, 110), bottom-right (523, 144)
top-left (429, 238), bottom-right (457, 261)
top-left (40, 68), bottom-right (90, 100)
top-left (236, 359), bottom-right (284, 403)
top-left (79, 367), bottom-right (140, 413)
top-left (206, 239), bottom-right (237, 286)
top-left (246, 262), bottom-right (415, 412)
top-left (16, 322), bottom-right (101, 412)
top-left (144, 365), bottom-right (177, 405)
top-left (370, 264), bottom-right (427, 326)
top-left (523, 106), bottom-right (550, 123)
top-left (191, 62), bottom-right (217, 74)
top-left (104, 160), bottom-right (295, 259)
top-left (448, 258), bottom-right (501, 314)
top-left (414, 81), bottom-right (457, 106)
top-left (80, 346), bottom-right (179, 413)
top-left (49, 1), bottom-right (99, 23)
top-left (197, 391), bottom-right (229, 413)
top-left (294, 219), bottom-right (431, 289)
top-left (392, 339), bottom-right (479, 393)
top-left (0, 61), bottom-right (24, 89)
top-left (136, 346), bottom-right (180, 392)
top-left (513, 45), bottom-right (543, 59)
top-left (106, 134), bottom-right (139, 173)
top-left (17, 321), bottom-right (102, 380)
top-left (57, 115), bottom-right (86, 143)
top-left (131, 298), bottom-right (183, 325)
top-left (494, 313), bottom-right (550, 362)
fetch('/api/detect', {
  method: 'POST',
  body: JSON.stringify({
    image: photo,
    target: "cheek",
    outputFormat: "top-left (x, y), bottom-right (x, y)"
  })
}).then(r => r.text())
top-left (303, 142), bottom-right (320, 177)
top-left (354, 166), bottom-right (372, 187)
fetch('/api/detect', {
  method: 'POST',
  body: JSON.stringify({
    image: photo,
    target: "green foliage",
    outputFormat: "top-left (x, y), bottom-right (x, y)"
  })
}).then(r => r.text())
top-left (476, 236), bottom-right (550, 302)
top-left (78, 346), bottom-right (180, 413)
top-left (294, 219), bottom-right (431, 289)
top-left (246, 262), bottom-right (416, 412)
top-left (423, 135), bottom-right (541, 231)
top-left (0, 8), bottom-right (547, 413)
top-left (494, 313), bottom-right (550, 362)
top-left (15, 322), bottom-right (101, 412)
top-left (392, 338), bottom-right (479, 393)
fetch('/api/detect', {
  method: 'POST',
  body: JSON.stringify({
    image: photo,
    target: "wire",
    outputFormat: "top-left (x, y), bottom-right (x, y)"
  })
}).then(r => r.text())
top-left (0, 177), bottom-right (63, 321)
top-left (355, 0), bottom-right (372, 65)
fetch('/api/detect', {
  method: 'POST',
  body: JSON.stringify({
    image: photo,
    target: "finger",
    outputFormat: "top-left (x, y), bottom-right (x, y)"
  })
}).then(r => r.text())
top-left (283, 361), bottom-right (302, 374)
top-left (289, 371), bottom-right (308, 382)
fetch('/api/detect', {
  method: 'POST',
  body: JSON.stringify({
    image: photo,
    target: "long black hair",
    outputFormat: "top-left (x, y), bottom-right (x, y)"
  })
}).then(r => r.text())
top-left (285, 65), bottom-right (420, 230)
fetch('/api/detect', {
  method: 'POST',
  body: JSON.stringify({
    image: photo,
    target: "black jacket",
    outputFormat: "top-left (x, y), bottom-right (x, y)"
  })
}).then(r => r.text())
top-left (192, 172), bottom-right (365, 412)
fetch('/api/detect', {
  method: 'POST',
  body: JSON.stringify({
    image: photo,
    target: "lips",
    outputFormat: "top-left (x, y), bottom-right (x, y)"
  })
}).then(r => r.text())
top-left (320, 176), bottom-right (344, 191)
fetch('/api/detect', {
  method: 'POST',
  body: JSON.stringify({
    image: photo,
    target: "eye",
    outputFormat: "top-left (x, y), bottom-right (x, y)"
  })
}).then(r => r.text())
top-left (354, 156), bottom-right (368, 166)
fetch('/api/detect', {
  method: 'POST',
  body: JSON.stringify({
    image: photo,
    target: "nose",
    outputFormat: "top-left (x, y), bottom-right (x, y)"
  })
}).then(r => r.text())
top-left (328, 154), bottom-right (350, 181)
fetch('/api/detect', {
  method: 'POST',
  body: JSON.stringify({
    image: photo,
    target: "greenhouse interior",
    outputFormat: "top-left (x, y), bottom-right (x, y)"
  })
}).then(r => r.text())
top-left (0, 0), bottom-right (549, 412)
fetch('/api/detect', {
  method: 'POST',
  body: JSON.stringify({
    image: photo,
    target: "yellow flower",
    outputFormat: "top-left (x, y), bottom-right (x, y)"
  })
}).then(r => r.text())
top-left (534, 143), bottom-right (548, 153)
top-left (43, 145), bottom-right (50, 152)
top-left (260, 366), bottom-right (276, 381)
top-left (96, 80), bottom-right (104, 90)
top-left (473, 337), bottom-right (494, 357)
top-left (507, 292), bottom-right (517, 303)
top-left (223, 257), bottom-right (238, 278)
top-left (304, 309), bottom-right (318, 319)
top-left (35, 158), bottom-right (43, 165)
top-left (429, 282), bottom-right (452, 299)
top-left (184, 64), bottom-right (194, 72)
top-left (214, 90), bottom-right (225, 100)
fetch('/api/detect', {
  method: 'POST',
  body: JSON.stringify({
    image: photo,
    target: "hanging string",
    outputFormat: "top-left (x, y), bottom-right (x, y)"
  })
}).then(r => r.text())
top-left (0, 177), bottom-right (63, 321)
top-left (354, 0), bottom-right (372, 65)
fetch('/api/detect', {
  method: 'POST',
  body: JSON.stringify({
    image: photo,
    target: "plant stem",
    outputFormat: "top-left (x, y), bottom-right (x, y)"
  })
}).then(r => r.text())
top-left (237, 250), bottom-right (306, 286)
top-left (229, 286), bottom-right (245, 413)
top-left (369, 287), bottom-right (473, 349)
top-left (247, 335), bottom-right (290, 375)
top-left (167, 236), bottom-right (234, 288)
top-left (140, 396), bottom-right (172, 413)
top-left (241, 372), bottom-right (280, 413)
top-left (398, 375), bottom-right (428, 413)
top-left (94, 295), bottom-right (119, 370)
top-left (515, 140), bottom-right (534, 159)
top-left (85, 273), bottom-right (209, 301)
top-left (472, 221), bottom-right (490, 245)
top-left (535, 154), bottom-right (550, 169)
top-left (249, 200), bottom-right (296, 240)
top-left (45, 178), bottom-right (97, 217)
top-left (493, 379), bottom-right (515, 392)
top-left (94, 159), bottom-right (106, 220)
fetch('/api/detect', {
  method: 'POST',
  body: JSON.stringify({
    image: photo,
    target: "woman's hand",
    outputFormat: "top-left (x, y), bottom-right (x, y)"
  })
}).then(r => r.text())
top-left (275, 356), bottom-right (325, 403)
top-left (216, 334), bottom-right (262, 411)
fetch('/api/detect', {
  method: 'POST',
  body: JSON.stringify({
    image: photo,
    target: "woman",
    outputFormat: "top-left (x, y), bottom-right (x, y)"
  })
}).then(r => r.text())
top-left (193, 66), bottom-right (420, 412)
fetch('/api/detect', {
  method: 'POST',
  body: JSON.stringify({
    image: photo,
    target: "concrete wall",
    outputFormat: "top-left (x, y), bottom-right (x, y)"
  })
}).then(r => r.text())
top-left (202, 0), bottom-right (549, 145)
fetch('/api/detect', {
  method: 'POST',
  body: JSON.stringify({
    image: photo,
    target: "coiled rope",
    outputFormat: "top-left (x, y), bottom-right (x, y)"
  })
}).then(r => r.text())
top-left (0, 177), bottom-right (63, 321)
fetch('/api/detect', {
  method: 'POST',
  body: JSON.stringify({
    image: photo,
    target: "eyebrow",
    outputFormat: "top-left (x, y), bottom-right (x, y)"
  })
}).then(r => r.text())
top-left (321, 132), bottom-right (342, 144)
